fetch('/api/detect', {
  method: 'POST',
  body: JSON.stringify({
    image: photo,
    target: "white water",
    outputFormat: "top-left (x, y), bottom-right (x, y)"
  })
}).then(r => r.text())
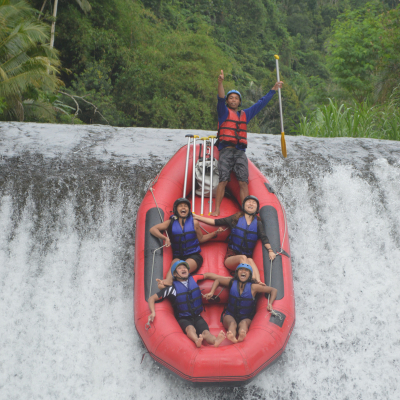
top-left (1, 123), bottom-right (400, 399)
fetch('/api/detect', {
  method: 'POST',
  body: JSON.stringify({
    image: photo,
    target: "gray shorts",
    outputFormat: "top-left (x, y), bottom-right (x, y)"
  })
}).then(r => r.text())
top-left (218, 147), bottom-right (249, 183)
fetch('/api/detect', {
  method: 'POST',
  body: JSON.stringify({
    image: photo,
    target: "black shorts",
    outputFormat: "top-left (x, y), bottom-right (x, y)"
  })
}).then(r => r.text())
top-left (223, 311), bottom-right (254, 324)
top-left (218, 147), bottom-right (249, 183)
top-left (177, 315), bottom-right (209, 335)
top-left (176, 253), bottom-right (203, 269)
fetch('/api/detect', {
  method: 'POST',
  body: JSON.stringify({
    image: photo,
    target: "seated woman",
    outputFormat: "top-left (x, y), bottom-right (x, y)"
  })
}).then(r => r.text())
top-left (205, 263), bottom-right (277, 343)
top-left (193, 195), bottom-right (276, 283)
top-left (150, 197), bottom-right (223, 288)
top-left (148, 260), bottom-right (226, 348)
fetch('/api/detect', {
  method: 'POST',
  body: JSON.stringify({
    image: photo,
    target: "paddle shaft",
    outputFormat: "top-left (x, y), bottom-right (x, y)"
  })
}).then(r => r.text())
top-left (275, 58), bottom-right (284, 134)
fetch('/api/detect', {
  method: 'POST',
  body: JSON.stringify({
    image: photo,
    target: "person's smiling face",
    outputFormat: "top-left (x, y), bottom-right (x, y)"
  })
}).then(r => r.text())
top-left (177, 203), bottom-right (189, 218)
top-left (237, 267), bottom-right (251, 282)
top-left (244, 199), bottom-right (257, 214)
top-left (226, 93), bottom-right (240, 109)
top-left (174, 264), bottom-right (189, 279)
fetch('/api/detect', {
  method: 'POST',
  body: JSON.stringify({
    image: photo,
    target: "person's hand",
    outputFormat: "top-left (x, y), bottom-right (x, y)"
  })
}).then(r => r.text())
top-left (268, 250), bottom-right (276, 261)
top-left (149, 312), bottom-right (156, 322)
top-left (267, 304), bottom-right (273, 312)
top-left (218, 69), bottom-right (224, 83)
top-left (164, 237), bottom-right (171, 247)
top-left (272, 81), bottom-right (283, 91)
top-left (156, 279), bottom-right (165, 290)
top-left (192, 214), bottom-right (201, 221)
top-left (214, 227), bottom-right (224, 237)
top-left (255, 280), bottom-right (266, 286)
top-left (203, 292), bottom-right (214, 300)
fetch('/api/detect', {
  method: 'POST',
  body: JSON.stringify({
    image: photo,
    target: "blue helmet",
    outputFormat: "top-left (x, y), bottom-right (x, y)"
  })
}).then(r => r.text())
top-left (236, 263), bottom-right (253, 274)
top-left (226, 90), bottom-right (242, 105)
top-left (171, 260), bottom-right (190, 276)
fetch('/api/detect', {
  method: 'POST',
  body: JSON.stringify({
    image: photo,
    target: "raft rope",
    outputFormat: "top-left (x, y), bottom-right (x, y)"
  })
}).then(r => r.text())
top-left (266, 189), bottom-right (288, 321)
top-left (268, 188), bottom-right (287, 321)
top-left (274, 189), bottom-right (289, 257)
top-left (199, 224), bottom-right (229, 235)
top-left (267, 257), bottom-right (282, 320)
top-left (145, 185), bottom-right (171, 331)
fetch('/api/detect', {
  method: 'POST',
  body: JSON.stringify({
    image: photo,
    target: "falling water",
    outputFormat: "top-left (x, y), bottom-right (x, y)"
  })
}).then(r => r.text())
top-left (1, 123), bottom-right (399, 399)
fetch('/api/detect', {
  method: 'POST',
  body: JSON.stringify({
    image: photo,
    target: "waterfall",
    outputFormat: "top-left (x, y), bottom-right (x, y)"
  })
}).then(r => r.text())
top-left (1, 123), bottom-right (399, 400)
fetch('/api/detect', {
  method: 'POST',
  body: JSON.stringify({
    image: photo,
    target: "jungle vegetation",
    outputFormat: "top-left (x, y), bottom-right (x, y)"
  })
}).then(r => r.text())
top-left (1, 0), bottom-right (399, 139)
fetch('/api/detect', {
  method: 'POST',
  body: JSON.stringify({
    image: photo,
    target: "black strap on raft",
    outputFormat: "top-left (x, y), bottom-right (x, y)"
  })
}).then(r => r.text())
top-left (220, 305), bottom-right (227, 323)
top-left (141, 351), bottom-right (149, 364)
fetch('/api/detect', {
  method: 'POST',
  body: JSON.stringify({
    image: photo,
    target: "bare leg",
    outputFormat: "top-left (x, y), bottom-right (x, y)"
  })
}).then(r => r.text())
top-left (223, 315), bottom-right (238, 343)
top-left (237, 319), bottom-right (251, 342)
top-left (224, 254), bottom-right (248, 273)
top-left (224, 255), bottom-right (262, 283)
top-left (246, 258), bottom-right (262, 283)
top-left (210, 181), bottom-right (228, 216)
top-left (186, 326), bottom-right (203, 347)
top-left (238, 180), bottom-right (249, 204)
top-left (158, 257), bottom-right (198, 289)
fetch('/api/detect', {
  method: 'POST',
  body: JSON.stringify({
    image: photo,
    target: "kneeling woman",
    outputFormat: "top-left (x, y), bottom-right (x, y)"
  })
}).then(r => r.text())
top-left (194, 195), bottom-right (276, 283)
top-left (207, 263), bottom-right (277, 343)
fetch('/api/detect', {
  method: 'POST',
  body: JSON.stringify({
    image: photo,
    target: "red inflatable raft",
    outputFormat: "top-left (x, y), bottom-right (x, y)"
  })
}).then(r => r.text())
top-left (134, 141), bottom-right (295, 386)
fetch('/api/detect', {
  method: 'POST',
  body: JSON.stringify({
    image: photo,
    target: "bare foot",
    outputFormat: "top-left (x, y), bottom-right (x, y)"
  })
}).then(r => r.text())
top-left (214, 331), bottom-right (226, 348)
top-left (237, 329), bottom-right (247, 342)
top-left (195, 334), bottom-right (204, 348)
top-left (210, 210), bottom-right (220, 217)
top-left (226, 330), bottom-right (238, 344)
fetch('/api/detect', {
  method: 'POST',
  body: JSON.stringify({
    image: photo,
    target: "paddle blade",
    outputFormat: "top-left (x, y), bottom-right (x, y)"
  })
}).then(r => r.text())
top-left (281, 132), bottom-right (287, 158)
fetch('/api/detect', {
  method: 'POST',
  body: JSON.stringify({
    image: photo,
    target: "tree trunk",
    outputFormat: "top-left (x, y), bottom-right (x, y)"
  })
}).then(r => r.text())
top-left (38, 0), bottom-right (48, 20)
top-left (50, 0), bottom-right (58, 49)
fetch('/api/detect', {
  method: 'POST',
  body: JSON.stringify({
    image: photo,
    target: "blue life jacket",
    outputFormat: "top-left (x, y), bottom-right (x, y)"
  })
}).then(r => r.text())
top-left (226, 280), bottom-right (255, 320)
top-left (173, 276), bottom-right (203, 318)
top-left (229, 216), bottom-right (258, 257)
top-left (170, 214), bottom-right (201, 257)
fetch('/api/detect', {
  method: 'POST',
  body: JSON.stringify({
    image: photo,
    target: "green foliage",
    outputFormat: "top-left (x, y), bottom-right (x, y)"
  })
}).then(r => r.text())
top-left (116, 25), bottom-right (230, 129)
top-left (326, 2), bottom-right (400, 105)
top-left (297, 99), bottom-right (400, 140)
top-left (18, 0), bottom-right (399, 139)
top-left (0, 0), bottom-right (62, 121)
top-left (375, 6), bottom-right (400, 101)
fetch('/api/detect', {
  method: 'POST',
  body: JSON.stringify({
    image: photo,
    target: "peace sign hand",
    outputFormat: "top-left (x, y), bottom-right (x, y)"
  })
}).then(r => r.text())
top-left (218, 70), bottom-right (224, 83)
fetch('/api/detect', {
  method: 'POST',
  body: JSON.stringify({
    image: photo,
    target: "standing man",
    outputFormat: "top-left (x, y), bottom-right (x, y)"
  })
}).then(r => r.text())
top-left (211, 70), bottom-right (283, 216)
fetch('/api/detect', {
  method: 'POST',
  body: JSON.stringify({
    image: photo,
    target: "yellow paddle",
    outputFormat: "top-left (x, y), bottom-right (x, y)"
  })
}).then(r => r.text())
top-left (274, 55), bottom-right (287, 158)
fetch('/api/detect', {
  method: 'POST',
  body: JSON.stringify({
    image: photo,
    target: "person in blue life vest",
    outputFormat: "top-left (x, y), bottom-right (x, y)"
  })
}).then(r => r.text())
top-left (204, 263), bottom-right (277, 343)
top-left (194, 195), bottom-right (276, 283)
top-left (148, 260), bottom-right (226, 348)
top-left (211, 69), bottom-right (283, 217)
top-left (150, 198), bottom-right (223, 289)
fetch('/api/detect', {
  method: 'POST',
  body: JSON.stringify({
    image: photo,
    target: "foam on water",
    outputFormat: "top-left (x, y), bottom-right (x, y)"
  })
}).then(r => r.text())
top-left (1, 123), bottom-right (400, 399)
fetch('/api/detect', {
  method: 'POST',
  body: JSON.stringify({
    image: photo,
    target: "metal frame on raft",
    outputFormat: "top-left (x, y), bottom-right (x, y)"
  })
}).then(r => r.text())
top-left (183, 134), bottom-right (216, 215)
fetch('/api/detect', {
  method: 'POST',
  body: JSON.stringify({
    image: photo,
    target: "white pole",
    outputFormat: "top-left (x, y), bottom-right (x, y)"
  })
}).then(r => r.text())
top-left (275, 57), bottom-right (284, 135)
top-left (183, 134), bottom-right (193, 197)
top-left (192, 135), bottom-right (199, 213)
top-left (208, 135), bottom-right (216, 215)
top-left (274, 54), bottom-right (287, 158)
top-left (200, 137), bottom-right (208, 215)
